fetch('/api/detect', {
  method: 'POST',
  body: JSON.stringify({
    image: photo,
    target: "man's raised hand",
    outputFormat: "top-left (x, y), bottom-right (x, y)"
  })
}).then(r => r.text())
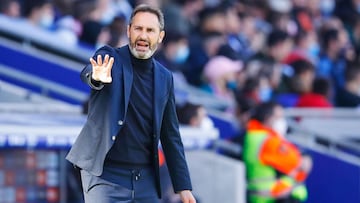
top-left (90, 54), bottom-right (114, 83)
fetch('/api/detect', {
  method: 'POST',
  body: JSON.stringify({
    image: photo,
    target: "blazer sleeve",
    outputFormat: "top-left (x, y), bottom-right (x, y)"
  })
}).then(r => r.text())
top-left (160, 75), bottom-right (192, 192)
top-left (80, 45), bottom-right (115, 90)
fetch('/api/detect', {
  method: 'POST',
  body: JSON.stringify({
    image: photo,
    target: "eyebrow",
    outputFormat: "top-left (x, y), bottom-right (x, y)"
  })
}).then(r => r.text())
top-left (132, 25), bottom-right (158, 31)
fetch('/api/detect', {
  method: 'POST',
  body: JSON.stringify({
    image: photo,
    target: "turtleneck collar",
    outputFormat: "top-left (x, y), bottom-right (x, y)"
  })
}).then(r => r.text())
top-left (128, 46), bottom-right (153, 72)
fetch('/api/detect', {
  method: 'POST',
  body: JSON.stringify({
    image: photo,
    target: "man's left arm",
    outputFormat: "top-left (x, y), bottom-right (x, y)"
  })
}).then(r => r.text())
top-left (160, 76), bottom-right (195, 203)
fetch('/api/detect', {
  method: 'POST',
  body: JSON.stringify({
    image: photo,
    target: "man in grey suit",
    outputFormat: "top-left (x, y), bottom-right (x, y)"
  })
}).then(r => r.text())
top-left (66, 4), bottom-right (196, 203)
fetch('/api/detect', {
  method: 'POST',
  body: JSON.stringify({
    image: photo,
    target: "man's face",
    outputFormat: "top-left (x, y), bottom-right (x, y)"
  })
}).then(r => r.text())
top-left (127, 12), bottom-right (165, 59)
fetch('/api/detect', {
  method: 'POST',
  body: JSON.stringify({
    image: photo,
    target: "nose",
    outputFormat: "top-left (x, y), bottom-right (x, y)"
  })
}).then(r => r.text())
top-left (138, 31), bottom-right (147, 39)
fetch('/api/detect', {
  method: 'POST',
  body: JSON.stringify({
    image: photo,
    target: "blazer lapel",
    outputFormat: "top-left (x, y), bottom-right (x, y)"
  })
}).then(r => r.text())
top-left (153, 61), bottom-right (167, 135)
top-left (116, 46), bottom-right (133, 114)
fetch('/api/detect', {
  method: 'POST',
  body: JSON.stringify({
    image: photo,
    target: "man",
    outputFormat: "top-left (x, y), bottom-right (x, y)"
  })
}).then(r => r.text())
top-left (242, 102), bottom-right (312, 203)
top-left (23, 0), bottom-right (55, 29)
top-left (66, 4), bottom-right (196, 203)
top-left (335, 64), bottom-right (360, 107)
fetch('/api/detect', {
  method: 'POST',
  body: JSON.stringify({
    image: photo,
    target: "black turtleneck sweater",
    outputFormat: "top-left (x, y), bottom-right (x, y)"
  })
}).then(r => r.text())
top-left (103, 48), bottom-right (154, 170)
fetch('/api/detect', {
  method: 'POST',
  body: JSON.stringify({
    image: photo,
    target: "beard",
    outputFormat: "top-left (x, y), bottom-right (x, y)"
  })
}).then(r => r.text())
top-left (128, 37), bottom-right (158, 59)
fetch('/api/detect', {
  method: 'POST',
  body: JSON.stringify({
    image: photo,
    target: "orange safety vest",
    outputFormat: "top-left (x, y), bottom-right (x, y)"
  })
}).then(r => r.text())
top-left (243, 120), bottom-right (308, 200)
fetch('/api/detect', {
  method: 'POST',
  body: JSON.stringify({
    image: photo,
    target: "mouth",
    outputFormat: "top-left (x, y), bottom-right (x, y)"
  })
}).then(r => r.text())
top-left (135, 40), bottom-right (149, 52)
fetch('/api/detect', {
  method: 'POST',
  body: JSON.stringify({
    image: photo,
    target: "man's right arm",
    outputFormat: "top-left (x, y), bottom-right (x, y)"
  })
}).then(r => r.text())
top-left (81, 65), bottom-right (104, 90)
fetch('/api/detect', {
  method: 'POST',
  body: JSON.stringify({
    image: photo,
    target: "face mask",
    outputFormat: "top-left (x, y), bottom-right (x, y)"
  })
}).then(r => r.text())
top-left (200, 116), bottom-right (214, 130)
top-left (307, 43), bottom-right (320, 58)
top-left (272, 118), bottom-right (288, 137)
top-left (226, 80), bottom-right (238, 91)
top-left (320, 0), bottom-right (335, 15)
top-left (258, 86), bottom-right (272, 102)
top-left (173, 45), bottom-right (190, 64)
top-left (39, 13), bottom-right (54, 29)
top-left (268, 0), bottom-right (292, 13)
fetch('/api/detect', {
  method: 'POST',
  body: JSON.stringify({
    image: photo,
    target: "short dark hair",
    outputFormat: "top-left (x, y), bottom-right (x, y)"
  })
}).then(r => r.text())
top-left (0, 0), bottom-right (16, 13)
top-left (162, 31), bottom-right (187, 45)
top-left (313, 77), bottom-right (331, 96)
top-left (176, 102), bottom-right (202, 125)
top-left (22, 0), bottom-right (51, 17)
top-left (251, 101), bottom-right (279, 123)
top-left (129, 4), bottom-right (164, 31)
top-left (267, 29), bottom-right (290, 47)
top-left (289, 59), bottom-right (315, 76)
top-left (345, 64), bottom-right (360, 82)
top-left (321, 29), bottom-right (339, 50)
top-left (235, 94), bottom-right (257, 114)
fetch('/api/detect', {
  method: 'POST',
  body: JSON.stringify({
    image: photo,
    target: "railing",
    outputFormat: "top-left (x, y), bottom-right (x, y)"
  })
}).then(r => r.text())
top-left (0, 15), bottom-right (93, 63)
top-left (0, 64), bottom-right (88, 103)
top-left (285, 108), bottom-right (360, 166)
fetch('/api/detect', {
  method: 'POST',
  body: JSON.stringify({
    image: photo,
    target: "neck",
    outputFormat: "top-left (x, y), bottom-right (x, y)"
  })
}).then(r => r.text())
top-left (326, 49), bottom-right (338, 60)
top-left (346, 82), bottom-right (359, 94)
top-left (129, 48), bottom-right (153, 71)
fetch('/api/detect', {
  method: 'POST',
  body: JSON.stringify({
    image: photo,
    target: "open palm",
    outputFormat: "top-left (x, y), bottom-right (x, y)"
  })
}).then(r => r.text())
top-left (90, 54), bottom-right (114, 83)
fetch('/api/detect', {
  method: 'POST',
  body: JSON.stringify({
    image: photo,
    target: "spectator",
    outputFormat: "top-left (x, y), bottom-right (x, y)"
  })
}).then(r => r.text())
top-left (296, 77), bottom-right (333, 108)
top-left (155, 31), bottom-right (190, 86)
top-left (317, 28), bottom-right (347, 90)
top-left (276, 59), bottom-right (315, 107)
top-left (239, 77), bottom-right (262, 105)
top-left (162, 0), bottom-right (204, 36)
top-left (184, 31), bottom-right (226, 86)
top-left (80, 20), bottom-right (109, 48)
top-left (155, 31), bottom-right (189, 72)
top-left (283, 30), bottom-right (319, 65)
top-left (265, 29), bottom-right (294, 64)
top-left (0, 0), bottom-right (20, 18)
top-left (22, 0), bottom-right (55, 30)
top-left (249, 29), bottom-right (294, 98)
top-left (221, 2), bottom-right (259, 61)
top-left (225, 94), bottom-right (258, 160)
top-left (53, 0), bottom-right (80, 45)
top-left (107, 13), bottom-right (128, 47)
top-left (243, 102), bottom-right (312, 203)
top-left (176, 102), bottom-right (214, 130)
top-left (97, 0), bottom-right (132, 25)
top-left (334, 0), bottom-right (360, 31)
top-left (182, 6), bottom-right (228, 87)
top-left (202, 56), bottom-right (243, 110)
top-left (335, 64), bottom-right (360, 107)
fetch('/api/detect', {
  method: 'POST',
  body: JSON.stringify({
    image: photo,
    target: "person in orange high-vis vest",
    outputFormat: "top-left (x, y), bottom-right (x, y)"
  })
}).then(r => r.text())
top-left (243, 102), bottom-right (312, 203)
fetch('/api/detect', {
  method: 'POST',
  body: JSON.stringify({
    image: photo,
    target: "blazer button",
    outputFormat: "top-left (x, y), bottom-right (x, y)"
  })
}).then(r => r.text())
top-left (112, 136), bottom-right (116, 141)
top-left (118, 120), bottom-right (124, 126)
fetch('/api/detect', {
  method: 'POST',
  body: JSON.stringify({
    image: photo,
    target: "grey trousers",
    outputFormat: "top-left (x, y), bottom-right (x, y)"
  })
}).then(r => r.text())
top-left (80, 168), bottom-right (160, 203)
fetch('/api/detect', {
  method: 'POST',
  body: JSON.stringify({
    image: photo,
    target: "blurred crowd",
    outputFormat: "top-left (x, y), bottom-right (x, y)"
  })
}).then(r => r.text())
top-left (2, 0), bottom-right (360, 123)
top-left (1, 1), bottom-right (354, 201)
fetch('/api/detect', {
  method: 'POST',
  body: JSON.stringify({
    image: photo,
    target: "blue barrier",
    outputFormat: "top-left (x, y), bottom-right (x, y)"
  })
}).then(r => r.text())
top-left (306, 149), bottom-right (360, 203)
top-left (0, 43), bottom-right (89, 104)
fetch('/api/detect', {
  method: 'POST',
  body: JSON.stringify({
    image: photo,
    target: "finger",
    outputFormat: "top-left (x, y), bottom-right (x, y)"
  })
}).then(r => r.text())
top-left (97, 54), bottom-right (102, 66)
top-left (106, 57), bottom-right (114, 79)
top-left (89, 57), bottom-right (97, 67)
top-left (104, 54), bottom-right (109, 66)
top-left (107, 57), bottom-right (114, 70)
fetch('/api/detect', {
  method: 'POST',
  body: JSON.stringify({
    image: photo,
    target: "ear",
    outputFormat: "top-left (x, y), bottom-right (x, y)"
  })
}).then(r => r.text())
top-left (158, 30), bottom-right (165, 43)
top-left (127, 25), bottom-right (130, 38)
